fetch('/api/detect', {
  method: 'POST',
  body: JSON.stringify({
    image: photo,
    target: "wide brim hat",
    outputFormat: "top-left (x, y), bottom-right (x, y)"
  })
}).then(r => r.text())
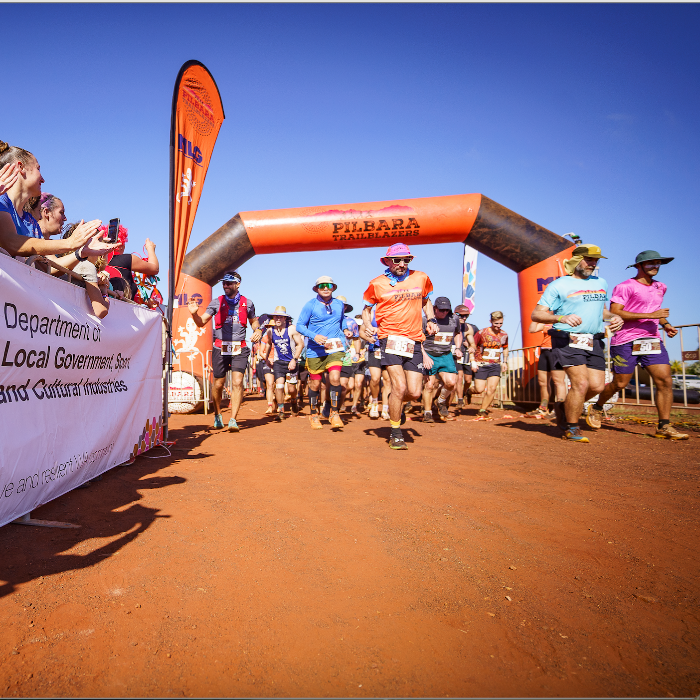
top-left (336, 295), bottom-right (353, 313)
top-left (626, 249), bottom-right (674, 269)
top-left (380, 242), bottom-right (413, 265)
top-left (571, 244), bottom-right (607, 259)
top-left (313, 275), bottom-right (338, 292)
top-left (269, 305), bottom-right (293, 318)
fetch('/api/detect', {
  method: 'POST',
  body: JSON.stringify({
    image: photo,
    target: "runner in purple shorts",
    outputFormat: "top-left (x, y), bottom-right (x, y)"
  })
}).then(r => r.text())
top-left (587, 250), bottom-right (688, 440)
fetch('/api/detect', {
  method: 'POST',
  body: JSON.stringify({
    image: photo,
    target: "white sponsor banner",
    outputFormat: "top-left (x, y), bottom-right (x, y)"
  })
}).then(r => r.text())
top-left (0, 256), bottom-right (163, 527)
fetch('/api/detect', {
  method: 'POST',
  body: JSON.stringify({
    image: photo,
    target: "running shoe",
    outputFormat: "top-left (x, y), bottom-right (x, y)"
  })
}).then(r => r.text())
top-left (404, 401), bottom-right (413, 414)
top-left (456, 398), bottom-right (464, 408)
top-left (477, 408), bottom-right (489, 417)
top-left (562, 426), bottom-right (589, 443)
top-left (309, 414), bottom-right (323, 430)
top-left (466, 392), bottom-right (472, 405)
top-left (228, 418), bottom-right (240, 433)
top-left (322, 402), bottom-right (331, 419)
top-left (400, 409), bottom-right (407, 426)
top-left (654, 424), bottom-right (689, 440)
top-left (290, 401), bottom-right (299, 417)
top-left (350, 405), bottom-right (360, 416)
top-left (585, 404), bottom-right (603, 430)
top-left (438, 403), bottom-right (450, 419)
top-left (553, 402), bottom-right (567, 431)
top-left (423, 411), bottom-right (435, 424)
top-left (389, 432), bottom-right (408, 450)
top-left (264, 405), bottom-right (274, 415)
top-left (276, 411), bottom-right (286, 422)
top-left (329, 411), bottom-right (344, 428)
top-left (525, 406), bottom-right (549, 418)
top-left (381, 409), bottom-right (390, 421)
top-left (369, 403), bottom-right (380, 419)
top-left (213, 414), bottom-right (225, 429)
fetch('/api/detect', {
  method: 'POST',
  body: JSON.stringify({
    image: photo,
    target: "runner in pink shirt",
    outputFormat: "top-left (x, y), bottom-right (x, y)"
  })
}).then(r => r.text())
top-left (587, 250), bottom-right (688, 440)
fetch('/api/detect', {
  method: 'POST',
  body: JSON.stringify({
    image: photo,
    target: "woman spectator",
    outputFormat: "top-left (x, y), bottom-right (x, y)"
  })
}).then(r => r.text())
top-left (26, 192), bottom-right (66, 239)
top-left (0, 140), bottom-right (111, 261)
top-left (105, 224), bottom-right (159, 300)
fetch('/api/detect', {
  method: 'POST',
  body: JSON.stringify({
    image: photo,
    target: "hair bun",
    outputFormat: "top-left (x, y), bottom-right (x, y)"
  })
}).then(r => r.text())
top-left (0, 141), bottom-right (9, 155)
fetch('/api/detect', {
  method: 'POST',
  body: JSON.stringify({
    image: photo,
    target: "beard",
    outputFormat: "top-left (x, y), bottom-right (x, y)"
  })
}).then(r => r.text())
top-left (575, 261), bottom-right (594, 277)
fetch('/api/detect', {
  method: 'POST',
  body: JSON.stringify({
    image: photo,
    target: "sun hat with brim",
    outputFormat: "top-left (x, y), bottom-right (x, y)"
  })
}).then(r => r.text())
top-left (336, 295), bottom-right (353, 313)
top-left (454, 304), bottom-right (470, 315)
top-left (268, 305), bottom-right (293, 318)
top-left (571, 244), bottom-right (607, 259)
top-left (380, 242), bottom-right (413, 264)
top-left (313, 276), bottom-right (337, 292)
top-left (626, 249), bottom-right (674, 269)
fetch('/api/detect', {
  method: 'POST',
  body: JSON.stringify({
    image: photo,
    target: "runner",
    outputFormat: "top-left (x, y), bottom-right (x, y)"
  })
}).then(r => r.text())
top-left (254, 336), bottom-right (275, 414)
top-left (453, 304), bottom-right (478, 409)
top-left (586, 250), bottom-right (688, 440)
top-left (336, 296), bottom-right (360, 414)
top-left (351, 314), bottom-right (369, 416)
top-left (296, 276), bottom-right (346, 430)
top-left (526, 321), bottom-right (567, 417)
top-left (472, 312), bottom-right (509, 417)
top-left (421, 297), bottom-right (462, 423)
top-left (363, 243), bottom-right (437, 450)
top-left (531, 244), bottom-right (623, 443)
top-left (359, 308), bottom-right (391, 419)
top-left (188, 270), bottom-right (262, 432)
top-left (263, 306), bottom-right (304, 420)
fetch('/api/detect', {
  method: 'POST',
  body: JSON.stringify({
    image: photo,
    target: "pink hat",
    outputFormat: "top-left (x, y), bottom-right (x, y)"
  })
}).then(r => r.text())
top-left (381, 242), bottom-right (412, 263)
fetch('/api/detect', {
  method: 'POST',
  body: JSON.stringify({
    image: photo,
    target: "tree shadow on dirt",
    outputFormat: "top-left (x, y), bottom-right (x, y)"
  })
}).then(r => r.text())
top-left (0, 420), bottom-right (211, 599)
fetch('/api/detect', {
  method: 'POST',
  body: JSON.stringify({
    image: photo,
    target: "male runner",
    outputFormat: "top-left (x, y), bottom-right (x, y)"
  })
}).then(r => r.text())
top-left (254, 337), bottom-right (275, 413)
top-left (421, 297), bottom-right (463, 423)
top-left (586, 250), bottom-right (688, 440)
top-left (336, 296), bottom-right (360, 414)
top-left (360, 308), bottom-right (391, 419)
top-left (454, 304), bottom-right (478, 409)
top-left (472, 312), bottom-right (509, 417)
top-left (526, 321), bottom-right (567, 417)
top-left (296, 276), bottom-right (346, 429)
top-left (363, 243), bottom-right (437, 449)
top-left (188, 270), bottom-right (262, 432)
top-left (531, 244), bottom-right (623, 443)
top-left (263, 306), bottom-right (304, 420)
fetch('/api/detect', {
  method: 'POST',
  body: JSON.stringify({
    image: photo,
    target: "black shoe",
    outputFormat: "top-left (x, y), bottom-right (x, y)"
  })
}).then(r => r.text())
top-left (400, 410), bottom-right (407, 426)
top-left (554, 402), bottom-right (567, 431)
top-left (389, 432), bottom-right (408, 450)
top-left (423, 411), bottom-right (435, 424)
top-left (290, 401), bottom-right (299, 416)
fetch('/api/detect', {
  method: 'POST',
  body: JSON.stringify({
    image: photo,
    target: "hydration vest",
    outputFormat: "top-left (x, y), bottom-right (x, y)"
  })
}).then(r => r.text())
top-left (214, 295), bottom-right (248, 348)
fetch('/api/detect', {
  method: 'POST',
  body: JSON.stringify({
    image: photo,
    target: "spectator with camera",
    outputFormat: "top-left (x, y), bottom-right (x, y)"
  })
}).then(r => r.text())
top-left (104, 224), bottom-right (159, 301)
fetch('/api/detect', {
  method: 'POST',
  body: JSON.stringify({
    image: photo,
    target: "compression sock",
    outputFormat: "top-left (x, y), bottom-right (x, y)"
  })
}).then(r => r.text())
top-left (329, 384), bottom-right (341, 410)
top-left (437, 388), bottom-right (450, 404)
top-left (309, 389), bottom-right (320, 414)
top-left (658, 419), bottom-right (670, 430)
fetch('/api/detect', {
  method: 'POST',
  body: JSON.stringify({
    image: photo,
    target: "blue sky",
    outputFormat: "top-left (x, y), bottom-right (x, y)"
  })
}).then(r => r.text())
top-left (4, 3), bottom-right (699, 357)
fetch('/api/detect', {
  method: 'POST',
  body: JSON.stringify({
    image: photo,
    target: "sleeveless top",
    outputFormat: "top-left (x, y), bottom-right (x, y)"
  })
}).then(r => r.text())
top-left (270, 326), bottom-right (296, 362)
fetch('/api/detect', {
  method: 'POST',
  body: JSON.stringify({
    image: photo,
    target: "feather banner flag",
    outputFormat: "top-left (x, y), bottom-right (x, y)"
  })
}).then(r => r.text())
top-left (462, 244), bottom-right (478, 312)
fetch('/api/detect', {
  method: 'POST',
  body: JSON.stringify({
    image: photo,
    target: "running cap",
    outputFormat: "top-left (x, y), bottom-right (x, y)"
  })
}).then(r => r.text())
top-left (336, 295), bottom-right (353, 313)
top-left (434, 296), bottom-right (452, 311)
top-left (313, 275), bottom-right (337, 292)
top-left (257, 313), bottom-right (274, 328)
top-left (270, 305), bottom-right (292, 318)
top-left (563, 244), bottom-right (606, 275)
top-left (454, 304), bottom-right (470, 315)
top-left (381, 242), bottom-right (412, 263)
top-left (221, 271), bottom-right (241, 283)
top-left (626, 249), bottom-right (674, 269)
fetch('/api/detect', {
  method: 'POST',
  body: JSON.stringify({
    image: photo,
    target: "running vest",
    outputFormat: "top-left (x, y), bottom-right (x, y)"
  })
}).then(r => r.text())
top-left (214, 295), bottom-right (248, 348)
top-left (270, 326), bottom-right (296, 362)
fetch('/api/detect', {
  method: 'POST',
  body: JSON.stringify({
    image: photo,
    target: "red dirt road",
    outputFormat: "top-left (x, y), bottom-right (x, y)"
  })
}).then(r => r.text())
top-left (1, 398), bottom-right (699, 697)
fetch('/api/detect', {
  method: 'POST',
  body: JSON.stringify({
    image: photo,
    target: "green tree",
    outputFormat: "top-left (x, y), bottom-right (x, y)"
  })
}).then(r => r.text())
top-left (670, 360), bottom-right (683, 373)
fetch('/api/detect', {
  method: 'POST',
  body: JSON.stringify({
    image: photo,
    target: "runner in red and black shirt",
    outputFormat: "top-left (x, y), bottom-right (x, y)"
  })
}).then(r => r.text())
top-left (472, 311), bottom-right (508, 416)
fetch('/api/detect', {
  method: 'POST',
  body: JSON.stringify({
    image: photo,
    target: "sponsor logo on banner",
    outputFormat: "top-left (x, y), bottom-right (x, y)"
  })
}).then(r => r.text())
top-left (177, 167), bottom-right (197, 204)
top-left (178, 134), bottom-right (204, 166)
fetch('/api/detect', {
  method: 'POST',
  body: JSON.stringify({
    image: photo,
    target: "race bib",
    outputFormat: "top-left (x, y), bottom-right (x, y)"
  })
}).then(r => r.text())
top-left (324, 338), bottom-right (344, 353)
top-left (569, 333), bottom-right (593, 350)
top-left (374, 349), bottom-right (381, 360)
top-left (434, 332), bottom-right (452, 346)
top-left (221, 341), bottom-right (242, 356)
top-left (482, 347), bottom-right (501, 361)
top-left (285, 373), bottom-right (298, 384)
top-left (632, 337), bottom-right (662, 355)
top-left (385, 335), bottom-right (415, 358)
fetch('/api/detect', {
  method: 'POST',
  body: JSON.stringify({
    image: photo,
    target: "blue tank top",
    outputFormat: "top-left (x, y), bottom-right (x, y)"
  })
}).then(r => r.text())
top-left (270, 326), bottom-right (294, 362)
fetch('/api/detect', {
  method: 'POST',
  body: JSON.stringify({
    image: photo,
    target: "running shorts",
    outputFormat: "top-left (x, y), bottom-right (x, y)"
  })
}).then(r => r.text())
top-left (353, 361), bottom-right (367, 375)
top-left (426, 351), bottom-right (457, 377)
top-left (340, 364), bottom-right (355, 379)
top-left (379, 337), bottom-right (424, 374)
top-left (306, 352), bottom-right (344, 376)
top-left (213, 346), bottom-right (251, 379)
top-left (537, 348), bottom-right (557, 372)
top-left (273, 359), bottom-right (298, 381)
top-left (367, 348), bottom-right (382, 369)
top-left (610, 339), bottom-right (670, 374)
top-left (255, 358), bottom-right (273, 382)
top-left (474, 362), bottom-right (501, 380)
top-left (551, 335), bottom-right (605, 371)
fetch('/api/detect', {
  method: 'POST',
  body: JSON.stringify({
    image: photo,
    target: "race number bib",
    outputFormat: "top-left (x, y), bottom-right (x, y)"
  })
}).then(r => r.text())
top-left (482, 347), bottom-right (501, 361)
top-left (385, 335), bottom-right (415, 358)
top-left (569, 333), bottom-right (594, 350)
top-left (221, 341), bottom-right (242, 356)
top-left (632, 337), bottom-right (662, 355)
top-left (285, 373), bottom-right (298, 384)
top-left (434, 332), bottom-right (452, 346)
top-left (374, 349), bottom-right (382, 360)
top-left (324, 338), bottom-right (344, 353)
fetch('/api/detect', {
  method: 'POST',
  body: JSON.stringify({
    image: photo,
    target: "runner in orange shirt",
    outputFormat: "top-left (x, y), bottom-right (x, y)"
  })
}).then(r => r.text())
top-left (362, 243), bottom-right (438, 450)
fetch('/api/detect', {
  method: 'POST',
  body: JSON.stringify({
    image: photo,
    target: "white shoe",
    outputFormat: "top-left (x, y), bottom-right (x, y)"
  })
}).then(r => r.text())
top-left (369, 403), bottom-right (379, 418)
top-left (381, 409), bottom-right (390, 421)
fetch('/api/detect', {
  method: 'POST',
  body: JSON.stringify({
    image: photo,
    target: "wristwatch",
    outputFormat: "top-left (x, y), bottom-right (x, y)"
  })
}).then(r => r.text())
top-left (426, 318), bottom-right (437, 324)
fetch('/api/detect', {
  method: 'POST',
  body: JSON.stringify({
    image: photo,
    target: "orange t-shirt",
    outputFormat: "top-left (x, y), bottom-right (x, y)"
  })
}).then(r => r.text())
top-left (539, 324), bottom-right (553, 349)
top-left (363, 270), bottom-right (433, 342)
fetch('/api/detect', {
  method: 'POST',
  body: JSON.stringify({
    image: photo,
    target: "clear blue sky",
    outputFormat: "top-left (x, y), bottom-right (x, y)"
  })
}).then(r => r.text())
top-left (5, 3), bottom-right (699, 357)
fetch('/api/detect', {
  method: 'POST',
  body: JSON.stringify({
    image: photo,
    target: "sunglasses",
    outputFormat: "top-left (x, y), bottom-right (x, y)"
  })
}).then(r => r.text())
top-left (222, 279), bottom-right (239, 285)
top-left (317, 283), bottom-right (333, 290)
top-left (388, 257), bottom-right (413, 264)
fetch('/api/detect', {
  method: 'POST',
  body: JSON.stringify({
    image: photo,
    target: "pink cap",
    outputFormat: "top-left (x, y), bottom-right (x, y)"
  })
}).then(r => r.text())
top-left (381, 242), bottom-right (412, 262)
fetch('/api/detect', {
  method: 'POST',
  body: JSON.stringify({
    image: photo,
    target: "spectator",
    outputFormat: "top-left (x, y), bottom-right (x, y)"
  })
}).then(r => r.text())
top-left (26, 192), bottom-right (66, 239)
top-left (104, 224), bottom-right (159, 300)
top-left (0, 140), bottom-right (113, 261)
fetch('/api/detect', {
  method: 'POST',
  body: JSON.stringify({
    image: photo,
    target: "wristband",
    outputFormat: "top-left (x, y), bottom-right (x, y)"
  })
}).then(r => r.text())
top-left (557, 315), bottom-right (564, 323)
top-left (74, 247), bottom-right (88, 262)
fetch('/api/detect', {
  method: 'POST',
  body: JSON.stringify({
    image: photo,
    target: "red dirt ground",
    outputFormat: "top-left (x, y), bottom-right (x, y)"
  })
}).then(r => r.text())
top-left (1, 396), bottom-right (699, 698)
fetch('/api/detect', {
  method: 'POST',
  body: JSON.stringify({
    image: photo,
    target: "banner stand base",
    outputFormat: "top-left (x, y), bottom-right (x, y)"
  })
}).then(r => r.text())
top-left (12, 513), bottom-right (80, 529)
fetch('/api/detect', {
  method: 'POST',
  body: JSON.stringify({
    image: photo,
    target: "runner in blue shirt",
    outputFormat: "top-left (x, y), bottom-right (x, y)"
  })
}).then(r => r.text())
top-left (296, 276), bottom-right (346, 430)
